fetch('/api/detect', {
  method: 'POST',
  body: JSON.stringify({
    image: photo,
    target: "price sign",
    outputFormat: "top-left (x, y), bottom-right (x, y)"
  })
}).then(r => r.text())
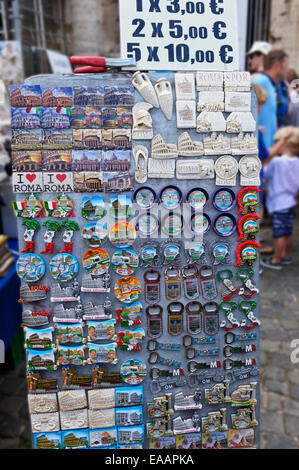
top-left (119, 0), bottom-right (239, 71)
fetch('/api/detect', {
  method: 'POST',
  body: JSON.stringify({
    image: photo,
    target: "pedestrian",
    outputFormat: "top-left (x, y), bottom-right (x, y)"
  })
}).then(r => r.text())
top-left (252, 50), bottom-right (289, 148)
top-left (247, 41), bottom-right (272, 77)
top-left (285, 68), bottom-right (299, 127)
top-left (260, 126), bottom-right (299, 270)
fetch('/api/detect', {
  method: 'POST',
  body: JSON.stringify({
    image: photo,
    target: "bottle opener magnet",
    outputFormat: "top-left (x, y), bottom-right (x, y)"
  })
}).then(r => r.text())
top-left (186, 301), bottom-right (202, 335)
top-left (182, 265), bottom-right (200, 300)
top-left (217, 269), bottom-right (238, 301)
top-left (203, 302), bottom-right (219, 336)
top-left (146, 305), bottom-right (163, 339)
top-left (144, 269), bottom-right (161, 304)
top-left (167, 302), bottom-right (184, 336)
top-left (164, 266), bottom-right (181, 301)
top-left (199, 266), bottom-right (217, 300)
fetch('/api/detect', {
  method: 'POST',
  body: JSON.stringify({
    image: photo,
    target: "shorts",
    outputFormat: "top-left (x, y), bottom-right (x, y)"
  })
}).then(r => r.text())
top-left (271, 207), bottom-right (296, 239)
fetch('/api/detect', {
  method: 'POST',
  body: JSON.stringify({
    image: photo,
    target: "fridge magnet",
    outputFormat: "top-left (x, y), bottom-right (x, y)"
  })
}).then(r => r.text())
top-left (237, 187), bottom-right (261, 215)
top-left (213, 214), bottom-right (237, 237)
top-left (113, 129), bottom-right (132, 150)
top-left (196, 112), bottom-right (226, 133)
top-left (120, 358), bottom-right (147, 385)
top-left (27, 348), bottom-right (56, 371)
top-left (88, 388), bottom-right (115, 410)
top-left (139, 243), bottom-right (160, 268)
top-left (49, 253), bottom-right (79, 282)
top-left (225, 92), bottom-right (251, 112)
top-left (212, 189), bottom-right (236, 212)
top-left (133, 145), bottom-right (148, 184)
top-left (116, 406), bottom-right (143, 426)
top-left (33, 431), bottom-right (61, 449)
top-left (197, 91), bottom-right (224, 112)
top-left (28, 393), bottom-right (58, 414)
top-left (70, 106), bottom-right (85, 128)
top-left (231, 407), bottom-right (258, 429)
top-left (132, 102), bottom-right (153, 140)
top-left (89, 428), bottom-right (117, 448)
top-left (88, 408), bottom-right (115, 429)
top-left (144, 269), bottom-right (160, 304)
top-left (228, 428), bottom-right (255, 448)
top-left (91, 365), bottom-right (122, 387)
top-left (102, 107), bottom-right (117, 128)
top-left (53, 302), bottom-right (83, 323)
top-left (176, 433), bottom-right (201, 450)
top-left (43, 172), bottom-right (74, 193)
top-left (58, 389), bottom-right (87, 411)
top-left (164, 266), bottom-right (181, 301)
top-left (12, 128), bottom-right (42, 150)
top-left (102, 129), bottom-right (114, 150)
top-left (201, 409), bottom-right (228, 433)
top-left (176, 101), bottom-right (196, 128)
top-left (102, 150), bottom-right (130, 172)
top-left (175, 73), bottom-right (196, 100)
top-left (16, 253), bottom-right (46, 283)
top-left (185, 243), bottom-right (208, 265)
top-left (132, 71), bottom-right (159, 108)
top-left (118, 425), bottom-right (144, 446)
top-left (146, 304), bottom-right (163, 339)
top-left (235, 241), bottom-right (261, 268)
top-left (13, 194), bottom-right (44, 219)
top-left (167, 302), bottom-right (184, 336)
top-left (148, 158), bottom-right (176, 179)
top-left (155, 78), bottom-right (173, 120)
top-left (239, 155), bottom-right (262, 187)
top-left (50, 281), bottom-right (80, 303)
top-left (73, 130), bottom-right (102, 150)
top-left (42, 129), bottom-right (73, 150)
top-left (226, 112), bottom-right (256, 133)
top-left (87, 319), bottom-right (116, 342)
top-left (61, 366), bottom-right (92, 389)
top-left (43, 193), bottom-right (75, 218)
top-left (12, 150), bottom-right (42, 172)
top-left (200, 268), bottom-right (218, 301)
top-left (72, 150), bottom-right (101, 171)
top-left (82, 298), bottom-right (112, 321)
top-left (10, 84), bottom-right (41, 107)
top-left (87, 342), bottom-right (118, 365)
top-left (136, 213), bottom-right (159, 237)
top-left (55, 322), bottom-right (84, 345)
top-left (224, 71), bottom-right (251, 92)
top-left (41, 107), bottom-right (70, 129)
top-left (59, 220), bottom-right (80, 255)
top-left (150, 437), bottom-right (176, 449)
top-left (133, 187), bottom-right (156, 210)
top-left (203, 132), bottom-right (231, 156)
top-left (61, 429), bottom-right (89, 449)
top-left (56, 344), bottom-right (86, 366)
top-left (40, 220), bottom-right (61, 255)
top-left (73, 171), bottom-right (103, 192)
top-left (109, 194), bottom-right (133, 220)
top-left (184, 301), bottom-right (202, 335)
top-left (190, 213), bottom-right (211, 236)
top-left (116, 301), bottom-right (143, 328)
top-left (173, 413), bottom-right (201, 435)
top-left (231, 133), bottom-right (258, 155)
top-left (82, 248), bottom-right (110, 276)
top-left (60, 408), bottom-right (88, 431)
top-left (161, 213), bottom-right (184, 237)
top-left (160, 185), bottom-right (182, 210)
top-left (104, 84), bottom-right (134, 106)
top-left (196, 71), bottom-right (224, 91)
top-left (41, 87), bottom-right (72, 107)
top-left (174, 389), bottom-right (202, 411)
top-left (111, 248), bottom-right (139, 276)
top-left (178, 132), bottom-right (204, 157)
top-left (117, 328), bottom-right (145, 352)
top-left (24, 327), bottom-right (53, 350)
top-left (114, 276), bottom-right (142, 304)
top-left (31, 412), bottom-right (60, 433)
top-left (202, 432), bottom-right (228, 449)
top-left (151, 134), bottom-right (178, 159)
top-left (26, 371), bottom-right (57, 392)
top-left (19, 283), bottom-right (49, 303)
top-left (108, 221), bottom-right (136, 249)
top-left (176, 159), bottom-right (214, 180)
top-left (81, 222), bottom-right (107, 248)
top-left (162, 242), bottom-right (183, 264)
top-left (21, 219), bottom-right (40, 253)
top-left (103, 171), bottom-right (134, 192)
top-left (73, 86), bottom-right (104, 106)
top-left (11, 107), bottom-right (41, 129)
top-left (215, 156), bottom-right (239, 187)
top-left (13, 172), bottom-right (43, 193)
top-left (237, 214), bottom-right (262, 242)
top-left (84, 106), bottom-right (102, 127)
top-left (116, 107), bottom-right (133, 128)
top-left (81, 272), bottom-right (111, 293)
top-left (22, 309), bottom-right (50, 328)
top-left (182, 266), bottom-right (200, 300)
top-left (115, 385), bottom-right (143, 407)
top-left (81, 195), bottom-right (105, 220)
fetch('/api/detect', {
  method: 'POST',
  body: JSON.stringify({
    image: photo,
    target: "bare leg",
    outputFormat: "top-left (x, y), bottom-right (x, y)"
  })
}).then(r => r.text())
top-left (284, 235), bottom-right (293, 259)
top-left (272, 237), bottom-right (287, 264)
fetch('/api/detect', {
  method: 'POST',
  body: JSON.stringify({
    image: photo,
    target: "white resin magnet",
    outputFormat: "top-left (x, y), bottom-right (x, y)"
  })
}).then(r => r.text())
top-left (175, 73), bottom-right (196, 100)
top-left (215, 156), bottom-right (239, 186)
top-left (197, 112), bottom-right (226, 133)
top-left (133, 145), bottom-right (148, 184)
top-left (132, 102), bottom-right (153, 140)
top-left (155, 78), bottom-right (173, 120)
top-left (176, 101), bottom-right (196, 129)
top-left (132, 71), bottom-right (159, 108)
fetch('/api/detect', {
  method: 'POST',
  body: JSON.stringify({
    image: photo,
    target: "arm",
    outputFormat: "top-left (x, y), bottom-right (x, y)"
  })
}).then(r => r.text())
top-left (262, 140), bottom-right (285, 166)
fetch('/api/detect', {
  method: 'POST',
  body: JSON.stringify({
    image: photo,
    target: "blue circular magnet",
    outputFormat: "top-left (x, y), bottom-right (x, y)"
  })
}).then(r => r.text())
top-left (159, 186), bottom-right (183, 210)
top-left (133, 187), bottom-right (156, 210)
top-left (213, 188), bottom-right (236, 212)
top-left (186, 188), bottom-right (209, 210)
top-left (190, 213), bottom-right (211, 235)
top-left (213, 214), bottom-right (237, 237)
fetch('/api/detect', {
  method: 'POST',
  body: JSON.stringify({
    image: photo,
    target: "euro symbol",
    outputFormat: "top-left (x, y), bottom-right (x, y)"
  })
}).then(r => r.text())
top-left (219, 45), bottom-right (233, 64)
top-left (213, 21), bottom-right (227, 40)
top-left (210, 0), bottom-right (224, 15)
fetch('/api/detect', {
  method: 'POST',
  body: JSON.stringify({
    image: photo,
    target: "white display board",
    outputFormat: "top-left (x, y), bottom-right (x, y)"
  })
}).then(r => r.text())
top-left (119, 0), bottom-right (239, 71)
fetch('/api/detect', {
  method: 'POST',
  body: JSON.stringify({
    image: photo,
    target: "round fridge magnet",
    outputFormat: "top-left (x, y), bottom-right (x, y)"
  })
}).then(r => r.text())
top-left (186, 188), bottom-right (209, 210)
top-left (108, 222), bottom-right (137, 249)
top-left (111, 249), bottom-right (139, 276)
top-left (114, 276), bottom-right (142, 304)
top-left (81, 222), bottom-right (107, 248)
top-left (49, 253), bottom-right (79, 282)
top-left (120, 358), bottom-right (147, 385)
top-left (136, 213), bottom-right (159, 236)
top-left (190, 213), bottom-right (211, 236)
top-left (213, 188), bottom-right (236, 212)
top-left (213, 214), bottom-right (236, 237)
top-left (133, 187), bottom-right (156, 210)
top-left (162, 213), bottom-right (184, 237)
top-left (159, 186), bottom-right (182, 210)
top-left (82, 248), bottom-right (110, 276)
top-left (16, 254), bottom-right (46, 283)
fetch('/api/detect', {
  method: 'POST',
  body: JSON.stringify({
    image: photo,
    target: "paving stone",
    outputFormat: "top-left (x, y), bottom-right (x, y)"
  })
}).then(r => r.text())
top-left (264, 379), bottom-right (289, 396)
top-left (288, 370), bottom-right (299, 386)
top-left (261, 339), bottom-right (281, 354)
top-left (285, 415), bottom-right (299, 437)
top-left (264, 392), bottom-right (283, 412)
top-left (282, 398), bottom-right (299, 417)
top-left (263, 367), bottom-right (285, 383)
top-left (260, 411), bottom-right (284, 433)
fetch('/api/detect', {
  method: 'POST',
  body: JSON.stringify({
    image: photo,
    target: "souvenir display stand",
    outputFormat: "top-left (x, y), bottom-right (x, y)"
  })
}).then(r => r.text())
top-left (11, 70), bottom-right (260, 450)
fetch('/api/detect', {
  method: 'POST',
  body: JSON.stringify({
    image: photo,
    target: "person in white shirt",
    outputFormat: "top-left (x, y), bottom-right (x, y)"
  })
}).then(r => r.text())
top-left (261, 126), bottom-right (299, 269)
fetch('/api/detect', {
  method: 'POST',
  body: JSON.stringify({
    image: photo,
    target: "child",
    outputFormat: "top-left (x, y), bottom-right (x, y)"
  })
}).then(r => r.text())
top-left (261, 126), bottom-right (299, 269)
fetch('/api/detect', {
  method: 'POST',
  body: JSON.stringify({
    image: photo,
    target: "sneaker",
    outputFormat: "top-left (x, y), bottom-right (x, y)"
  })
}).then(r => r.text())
top-left (281, 258), bottom-right (293, 266)
top-left (260, 258), bottom-right (283, 271)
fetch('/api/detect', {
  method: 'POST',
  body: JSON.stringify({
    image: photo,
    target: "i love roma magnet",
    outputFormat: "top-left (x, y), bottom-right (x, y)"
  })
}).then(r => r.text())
top-left (43, 172), bottom-right (74, 192)
top-left (13, 172), bottom-right (43, 193)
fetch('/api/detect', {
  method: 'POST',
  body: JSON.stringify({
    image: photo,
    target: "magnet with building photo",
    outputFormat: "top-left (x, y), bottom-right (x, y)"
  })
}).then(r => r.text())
top-left (72, 150), bottom-right (102, 172)
top-left (103, 172), bottom-right (134, 192)
top-left (72, 129), bottom-right (102, 150)
top-left (102, 107), bottom-right (117, 129)
top-left (41, 107), bottom-right (71, 129)
top-left (10, 85), bottom-right (42, 107)
top-left (73, 171), bottom-right (103, 192)
top-left (42, 150), bottom-right (72, 172)
top-left (116, 107), bottom-right (133, 128)
top-left (70, 107), bottom-right (85, 128)
top-left (41, 87), bottom-right (73, 107)
top-left (12, 129), bottom-right (43, 150)
top-left (84, 107), bottom-right (102, 128)
top-left (42, 129), bottom-right (73, 150)
top-left (104, 85), bottom-right (134, 106)
top-left (12, 150), bottom-right (42, 172)
top-left (73, 86), bottom-right (104, 106)
top-left (11, 107), bottom-right (41, 129)
top-left (102, 150), bottom-right (130, 172)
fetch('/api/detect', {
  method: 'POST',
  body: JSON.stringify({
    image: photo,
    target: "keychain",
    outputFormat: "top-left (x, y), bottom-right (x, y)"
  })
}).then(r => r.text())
top-left (225, 331), bottom-right (257, 345)
top-left (187, 360), bottom-right (221, 373)
top-left (148, 352), bottom-right (182, 369)
top-left (223, 358), bottom-right (257, 371)
top-left (185, 347), bottom-right (219, 360)
top-left (186, 301), bottom-right (202, 335)
top-left (164, 266), bottom-right (181, 301)
top-left (147, 340), bottom-right (181, 352)
top-left (203, 302), bottom-right (220, 336)
top-left (182, 265), bottom-right (200, 300)
top-left (146, 305), bottom-right (163, 339)
top-left (199, 266), bottom-right (217, 300)
top-left (217, 269), bottom-right (238, 301)
top-left (223, 344), bottom-right (256, 358)
top-left (167, 302), bottom-right (184, 336)
top-left (21, 219), bottom-right (40, 253)
top-left (183, 335), bottom-right (216, 347)
top-left (144, 269), bottom-right (161, 304)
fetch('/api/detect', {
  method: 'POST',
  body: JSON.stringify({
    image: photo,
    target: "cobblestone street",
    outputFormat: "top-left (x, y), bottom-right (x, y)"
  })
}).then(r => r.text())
top-left (1, 214), bottom-right (299, 449)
